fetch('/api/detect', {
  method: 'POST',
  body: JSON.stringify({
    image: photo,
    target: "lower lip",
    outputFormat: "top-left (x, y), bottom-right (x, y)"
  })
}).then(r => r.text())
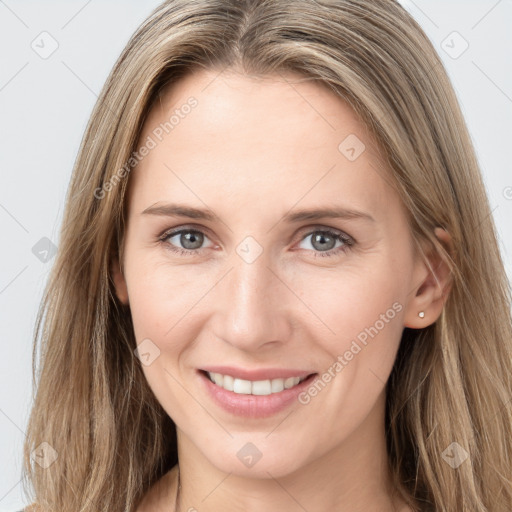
top-left (197, 370), bottom-right (318, 419)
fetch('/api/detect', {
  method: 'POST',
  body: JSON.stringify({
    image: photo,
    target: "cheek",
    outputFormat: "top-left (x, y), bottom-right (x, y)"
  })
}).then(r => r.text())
top-left (126, 262), bottom-right (204, 417)
top-left (126, 257), bottom-right (207, 343)
top-left (309, 268), bottom-right (404, 388)
top-left (127, 249), bottom-right (406, 361)
top-left (292, 259), bottom-right (404, 348)
top-left (294, 262), bottom-right (405, 411)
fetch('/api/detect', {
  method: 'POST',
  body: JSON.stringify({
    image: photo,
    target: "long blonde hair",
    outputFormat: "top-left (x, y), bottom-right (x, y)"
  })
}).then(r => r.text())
top-left (22, 1), bottom-right (512, 510)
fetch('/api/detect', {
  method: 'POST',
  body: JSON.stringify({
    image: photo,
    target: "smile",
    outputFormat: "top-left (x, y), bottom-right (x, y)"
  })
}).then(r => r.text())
top-left (206, 371), bottom-right (309, 395)
top-left (198, 367), bottom-right (318, 418)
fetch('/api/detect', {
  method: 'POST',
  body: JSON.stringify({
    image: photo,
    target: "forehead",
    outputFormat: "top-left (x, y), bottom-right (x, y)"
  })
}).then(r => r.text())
top-left (144, 68), bottom-right (375, 152)
top-left (127, 69), bottom-right (398, 220)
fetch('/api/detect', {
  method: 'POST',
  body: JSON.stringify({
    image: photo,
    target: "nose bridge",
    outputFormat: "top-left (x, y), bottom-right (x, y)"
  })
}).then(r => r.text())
top-left (212, 246), bottom-right (290, 349)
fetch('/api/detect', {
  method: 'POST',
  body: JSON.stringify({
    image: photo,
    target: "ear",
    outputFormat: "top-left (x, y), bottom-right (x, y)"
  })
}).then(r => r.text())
top-left (111, 256), bottom-right (129, 306)
top-left (403, 227), bottom-right (453, 329)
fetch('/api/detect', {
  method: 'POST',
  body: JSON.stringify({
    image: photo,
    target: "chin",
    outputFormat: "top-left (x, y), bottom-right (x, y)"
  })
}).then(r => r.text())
top-left (200, 436), bottom-right (313, 479)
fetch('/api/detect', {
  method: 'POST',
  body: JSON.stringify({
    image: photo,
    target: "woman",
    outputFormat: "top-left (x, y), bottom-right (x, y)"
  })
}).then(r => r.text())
top-left (20, 1), bottom-right (512, 511)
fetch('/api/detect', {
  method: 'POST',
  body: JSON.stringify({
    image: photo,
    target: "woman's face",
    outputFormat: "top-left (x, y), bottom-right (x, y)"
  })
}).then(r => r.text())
top-left (113, 68), bottom-right (435, 478)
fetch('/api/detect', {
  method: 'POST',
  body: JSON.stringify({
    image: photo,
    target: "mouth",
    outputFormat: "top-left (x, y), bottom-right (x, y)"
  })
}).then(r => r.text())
top-left (201, 370), bottom-right (314, 395)
top-left (197, 368), bottom-right (318, 418)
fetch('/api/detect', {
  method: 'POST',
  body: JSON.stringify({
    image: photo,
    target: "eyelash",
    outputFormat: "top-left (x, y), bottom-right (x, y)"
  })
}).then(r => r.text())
top-left (157, 225), bottom-right (355, 259)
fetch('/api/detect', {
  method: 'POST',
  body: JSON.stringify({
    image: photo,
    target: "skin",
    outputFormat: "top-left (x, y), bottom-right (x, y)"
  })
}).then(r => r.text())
top-left (112, 68), bottom-right (452, 512)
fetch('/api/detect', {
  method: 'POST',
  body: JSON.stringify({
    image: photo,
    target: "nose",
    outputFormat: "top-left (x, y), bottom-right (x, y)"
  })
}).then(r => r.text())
top-left (211, 249), bottom-right (293, 352)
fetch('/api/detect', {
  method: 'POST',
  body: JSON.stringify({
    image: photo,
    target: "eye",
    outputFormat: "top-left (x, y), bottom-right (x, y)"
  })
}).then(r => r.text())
top-left (158, 227), bottom-right (215, 256)
top-left (157, 226), bottom-right (355, 258)
top-left (296, 228), bottom-right (354, 258)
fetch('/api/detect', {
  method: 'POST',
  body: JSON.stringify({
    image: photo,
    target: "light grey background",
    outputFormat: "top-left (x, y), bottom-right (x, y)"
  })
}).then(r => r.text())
top-left (1, 1), bottom-right (511, 509)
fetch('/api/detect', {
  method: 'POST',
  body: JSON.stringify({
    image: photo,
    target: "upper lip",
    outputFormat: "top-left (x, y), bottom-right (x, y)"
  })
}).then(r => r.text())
top-left (200, 366), bottom-right (316, 381)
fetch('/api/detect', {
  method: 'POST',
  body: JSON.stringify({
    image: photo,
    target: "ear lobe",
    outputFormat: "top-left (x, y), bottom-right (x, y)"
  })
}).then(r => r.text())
top-left (403, 227), bottom-right (453, 329)
top-left (111, 256), bottom-right (129, 306)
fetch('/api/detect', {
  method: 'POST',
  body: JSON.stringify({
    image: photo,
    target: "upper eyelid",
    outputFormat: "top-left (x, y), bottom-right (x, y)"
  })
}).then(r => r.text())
top-left (159, 224), bottom-right (215, 242)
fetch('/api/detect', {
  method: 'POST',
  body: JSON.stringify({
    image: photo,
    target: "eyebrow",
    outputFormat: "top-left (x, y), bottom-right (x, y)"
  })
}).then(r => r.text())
top-left (141, 203), bottom-right (375, 223)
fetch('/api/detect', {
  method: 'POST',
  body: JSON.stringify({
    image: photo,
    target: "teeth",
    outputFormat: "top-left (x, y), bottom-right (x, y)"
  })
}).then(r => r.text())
top-left (233, 378), bottom-right (252, 394)
top-left (271, 378), bottom-right (284, 393)
top-left (212, 373), bottom-right (224, 386)
top-left (284, 377), bottom-right (296, 389)
top-left (223, 374), bottom-right (234, 391)
top-left (207, 372), bottom-right (308, 395)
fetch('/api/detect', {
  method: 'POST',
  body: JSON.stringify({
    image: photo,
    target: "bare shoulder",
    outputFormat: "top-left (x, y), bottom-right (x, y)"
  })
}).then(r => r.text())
top-left (135, 465), bottom-right (179, 512)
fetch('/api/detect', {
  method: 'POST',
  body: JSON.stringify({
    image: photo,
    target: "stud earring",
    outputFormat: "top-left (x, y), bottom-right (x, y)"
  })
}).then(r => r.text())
top-left (418, 311), bottom-right (425, 318)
